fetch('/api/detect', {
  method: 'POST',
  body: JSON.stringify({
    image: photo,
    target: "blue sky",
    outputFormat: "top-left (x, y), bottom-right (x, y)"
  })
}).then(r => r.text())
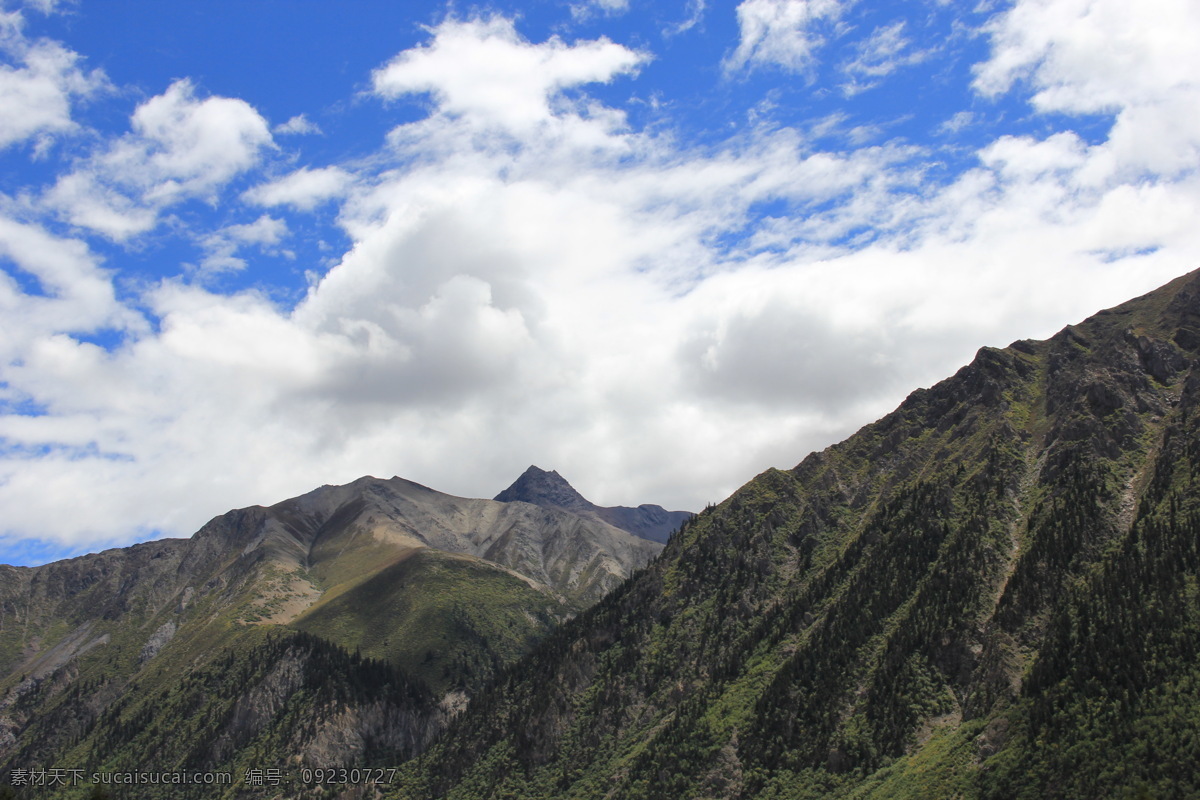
top-left (2, 0), bottom-right (1198, 566)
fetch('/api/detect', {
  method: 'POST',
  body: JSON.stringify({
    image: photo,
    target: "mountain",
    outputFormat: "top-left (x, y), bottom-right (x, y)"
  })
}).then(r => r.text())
top-left (0, 473), bottom-right (662, 798)
top-left (496, 466), bottom-right (694, 544)
top-left (399, 269), bottom-right (1200, 800)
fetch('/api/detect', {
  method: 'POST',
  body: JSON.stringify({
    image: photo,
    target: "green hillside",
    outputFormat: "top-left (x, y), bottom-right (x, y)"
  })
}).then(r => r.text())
top-left (292, 548), bottom-right (570, 695)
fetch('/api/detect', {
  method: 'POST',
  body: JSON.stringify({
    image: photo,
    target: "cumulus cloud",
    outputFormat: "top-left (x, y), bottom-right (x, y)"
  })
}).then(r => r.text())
top-left (372, 16), bottom-right (647, 133)
top-left (0, 8), bottom-right (107, 149)
top-left (974, 0), bottom-right (1200, 178)
top-left (4, 14), bottom-right (918, 545)
top-left (0, 215), bottom-right (138, 359)
top-left (725, 0), bottom-right (846, 75)
top-left (274, 113), bottom-right (321, 136)
top-left (243, 166), bottom-right (352, 211)
top-left (45, 79), bottom-right (274, 238)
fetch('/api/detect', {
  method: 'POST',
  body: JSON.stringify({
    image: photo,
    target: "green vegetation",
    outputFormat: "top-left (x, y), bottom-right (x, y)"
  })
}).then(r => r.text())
top-left (293, 548), bottom-right (569, 694)
top-left (3, 626), bottom-right (432, 799)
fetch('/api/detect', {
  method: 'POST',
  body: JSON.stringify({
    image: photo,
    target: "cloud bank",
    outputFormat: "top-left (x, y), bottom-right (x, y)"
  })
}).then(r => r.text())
top-left (0, 2), bottom-right (1198, 562)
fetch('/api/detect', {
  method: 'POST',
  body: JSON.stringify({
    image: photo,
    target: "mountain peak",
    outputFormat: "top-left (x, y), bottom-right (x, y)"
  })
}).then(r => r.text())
top-left (494, 465), bottom-right (595, 512)
top-left (495, 466), bottom-right (694, 543)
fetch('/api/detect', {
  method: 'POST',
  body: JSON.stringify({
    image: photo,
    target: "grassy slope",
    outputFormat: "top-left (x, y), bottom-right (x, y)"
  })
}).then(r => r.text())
top-left (292, 548), bottom-right (571, 695)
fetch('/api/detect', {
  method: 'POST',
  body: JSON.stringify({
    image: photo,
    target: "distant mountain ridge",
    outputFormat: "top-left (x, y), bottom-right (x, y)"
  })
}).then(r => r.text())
top-left (495, 465), bottom-right (693, 544)
top-left (230, 473), bottom-right (662, 607)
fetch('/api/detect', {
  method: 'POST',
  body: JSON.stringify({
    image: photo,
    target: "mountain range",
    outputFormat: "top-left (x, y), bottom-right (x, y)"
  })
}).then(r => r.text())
top-left (5, 269), bottom-right (1200, 799)
top-left (0, 471), bottom-right (679, 798)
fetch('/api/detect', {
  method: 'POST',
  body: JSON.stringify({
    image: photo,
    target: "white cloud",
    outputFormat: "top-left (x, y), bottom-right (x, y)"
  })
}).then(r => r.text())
top-left (0, 9), bottom-right (107, 149)
top-left (937, 110), bottom-right (975, 135)
top-left (18, 0), bottom-right (71, 13)
top-left (570, 0), bottom-right (631, 22)
top-left (195, 215), bottom-right (288, 276)
top-left (243, 166), bottom-right (352, 211)
top-left (725, 0), bottom-right (846, 75)
top-left (973, 0), bottom-right (1199, 112)
top-left (2, 16), bottom-right (924, 543)
top-left (666, 0), bottom-right (708, 35)
top-left (372, 16), bottom-right (647, 133)
top-left (225, 215), bottom-right (286, 246)
top-left (839, 20), bottom-right (931, 95)
top-left (0, 216), bottom-right (137, 359)
top-left (274, 113), bottom-right (321, 136)
top-left (124, 79), bottom-right (274, 199)
top-left (973, 0), bottom-right (1200, 178)
top-left (39, 171), bottom-right (158, 239)
top-left (45, 79), bottom-right (274, 239)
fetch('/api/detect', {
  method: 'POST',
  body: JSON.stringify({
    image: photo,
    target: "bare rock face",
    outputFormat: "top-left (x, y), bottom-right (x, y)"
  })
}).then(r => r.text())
top-left (138, 621), bottom-right (177, 663)
top-left (299, 699), bottom-right (447, 768)
top-left (494, 466), bottom-right (593, 511)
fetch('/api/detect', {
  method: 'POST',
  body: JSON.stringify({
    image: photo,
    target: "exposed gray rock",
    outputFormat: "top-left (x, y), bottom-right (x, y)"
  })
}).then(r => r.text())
top-left (138, 620), bottom-right (177, 663)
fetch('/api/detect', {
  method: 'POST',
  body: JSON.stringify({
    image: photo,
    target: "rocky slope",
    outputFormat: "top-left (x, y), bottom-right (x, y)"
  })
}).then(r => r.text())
top-left (398, 269), bottom-right (1200, 800)
top-left (495, 466), bottom-right (693, 544)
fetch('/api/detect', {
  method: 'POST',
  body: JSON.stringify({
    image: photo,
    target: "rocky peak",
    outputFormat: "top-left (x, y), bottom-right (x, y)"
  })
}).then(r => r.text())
top-left (494, 466), bottom-right (596, 512)
top-left (495, 466), bottom-right (693, 544)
